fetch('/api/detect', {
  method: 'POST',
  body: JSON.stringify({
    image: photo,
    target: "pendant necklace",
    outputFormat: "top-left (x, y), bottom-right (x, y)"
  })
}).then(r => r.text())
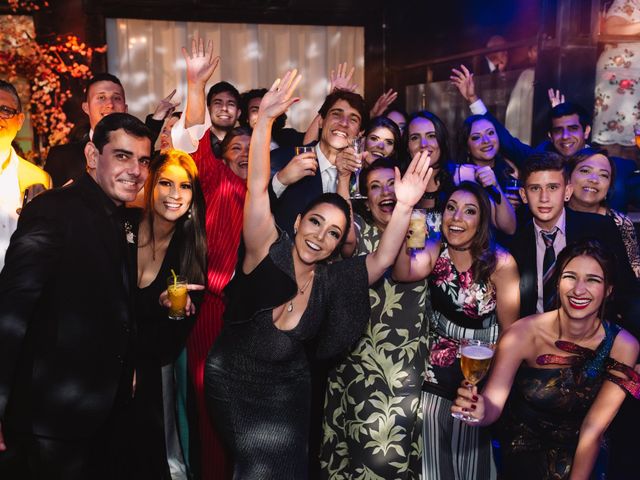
top-left (287, 272), bottom-right (315, 312)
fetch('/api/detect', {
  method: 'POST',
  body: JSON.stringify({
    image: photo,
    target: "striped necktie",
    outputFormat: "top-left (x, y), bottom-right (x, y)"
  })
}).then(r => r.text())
top-left (541, 227), bottom-right (559, 311)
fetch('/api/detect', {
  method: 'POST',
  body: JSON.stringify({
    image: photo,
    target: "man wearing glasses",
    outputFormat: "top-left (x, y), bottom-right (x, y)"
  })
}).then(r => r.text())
top-left (0, 80), bottom-right (51, 270)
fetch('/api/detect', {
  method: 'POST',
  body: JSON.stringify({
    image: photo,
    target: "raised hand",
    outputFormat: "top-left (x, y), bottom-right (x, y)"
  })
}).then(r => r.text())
top-left (450, 65), bottom-right (478, 103)
top-left (182, 37), bottom-right (220, 86)
top-left (394, 150), bottom-right (433, 208)
top-left (370, 89), bottom-right (398, 117)
top-left (151, 89), bottom-right (180, 120)
top-left (475, 165), bottom-right (498, 188)
top-left (547, 88), bottom-right (565, 108)
top-left (334, 147), bottom-right (362, 178)
top-left (330, 62), bottom-right (358, 93)
top-left (259, 70), bottom-right (303, 121)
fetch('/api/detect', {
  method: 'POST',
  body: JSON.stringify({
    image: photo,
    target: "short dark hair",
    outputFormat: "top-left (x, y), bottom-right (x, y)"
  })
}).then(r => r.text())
top-left (206, 81), bottom-right (241, 108)
top-left (382, 106), bottom-right (409, 125)
top-left (359, 156), bottom-right (398, 195)
top-left (299, 192), bottom-right (352, 254)
top-left (520, 152), bottom-right (568, 185)
top-left (220, 126), bottom-right (252, 158)
top-left (92, 112), bottom-right (154, 153)
top-left (239, 88), bottom-right (286, 131)
top-left (318, 89), bottom-right (368, 128)
top-left (84, 73), bottom-right (124, 101)
top-left (549, 102), bottom-right (591, 131)
top-left (0, 80), bottom-right (22, 112)
top-left (552, 238), bottom-right (615, 315)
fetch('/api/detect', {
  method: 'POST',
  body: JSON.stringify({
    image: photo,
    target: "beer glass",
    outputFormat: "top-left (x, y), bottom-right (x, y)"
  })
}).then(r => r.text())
top-left (451, 338), bottom-right (494, 423)
top-left (295, 146), bottom-right (314, 156)
top-left (349, 136), bottom-right (367, 199)
top-left (407, 208), bottom-right (427, 250)
top-left (634, 125), bottom-right (640, 149)
top-left (167, 275), bottom-right (188, 320)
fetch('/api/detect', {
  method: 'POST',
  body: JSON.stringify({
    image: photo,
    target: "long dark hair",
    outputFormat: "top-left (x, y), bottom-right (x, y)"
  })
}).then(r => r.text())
top-left (299, 193), bottom-right (352, 253)
top-left (143, 149), bottom-right (207, 285)
top-left (552, 239), bottom-right (615, 318)
top-left (443, 181), bottom-right (496, 284)
top-left (364, 116), bottom-right (402, 162)
top-left (456, 114), bottom-right (499, 164)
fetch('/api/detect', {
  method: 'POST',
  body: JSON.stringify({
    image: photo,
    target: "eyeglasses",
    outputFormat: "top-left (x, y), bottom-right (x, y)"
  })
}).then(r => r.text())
top-left (0, 105), bottom-right (20, 119)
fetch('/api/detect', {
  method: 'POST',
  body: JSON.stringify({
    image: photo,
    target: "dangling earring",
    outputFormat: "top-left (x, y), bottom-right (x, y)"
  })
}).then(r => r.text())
top-left (187, 208), bottom-right (192, 219)
top-left (294, 227), bottom-right (298, 234)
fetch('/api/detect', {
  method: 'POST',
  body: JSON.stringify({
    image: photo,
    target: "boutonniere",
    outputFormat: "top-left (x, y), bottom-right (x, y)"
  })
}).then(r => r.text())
top-left (124, 221), bottom-right (136, 244)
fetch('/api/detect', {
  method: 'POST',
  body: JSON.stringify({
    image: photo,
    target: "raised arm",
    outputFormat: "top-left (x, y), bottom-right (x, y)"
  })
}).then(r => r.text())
top-left (243, 71), bottom-right (302, 271)
top-left (491, 251), bottom-right (520, 330)
top-left (570, 331), bottom-right (639, 479)
top-left (450, 65), bottom-right (534, 168)
top-left (182, 37), bottom-right (220, 129)
top-left (365, 150), bottom-right (433, 285)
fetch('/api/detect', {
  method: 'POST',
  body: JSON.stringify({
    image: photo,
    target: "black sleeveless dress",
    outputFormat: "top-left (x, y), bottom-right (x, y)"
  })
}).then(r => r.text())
top-left (204, 231), bottom-right (371, 479)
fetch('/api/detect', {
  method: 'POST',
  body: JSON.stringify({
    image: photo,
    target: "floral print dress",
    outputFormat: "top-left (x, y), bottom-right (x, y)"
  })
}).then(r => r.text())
top-left (320, 214), bottom-right (431, 480)
top-left (593, 0), bottom-right (640, 146)
top-left (422, 245), bottom-right (498, 480)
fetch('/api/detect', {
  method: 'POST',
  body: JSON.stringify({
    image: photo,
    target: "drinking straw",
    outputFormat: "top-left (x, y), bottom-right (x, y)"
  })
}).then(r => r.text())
top-left (171, 269), bottom-right (177, 287)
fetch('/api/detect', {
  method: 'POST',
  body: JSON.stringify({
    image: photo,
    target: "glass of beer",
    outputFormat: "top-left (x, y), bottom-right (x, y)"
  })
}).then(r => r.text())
top-left (407, 208), bottom-right (427, 250)
top-left (634, 125), bottom-right (640, 149)
top-left (295, 146), bottom-right (315, 156)
top-left (451, 338), bottom-right (494, 423)
top-left (167, 275), bottom-right (188, 320)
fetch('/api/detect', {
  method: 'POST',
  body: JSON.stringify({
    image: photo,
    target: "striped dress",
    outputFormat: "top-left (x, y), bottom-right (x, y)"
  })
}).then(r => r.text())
top-left (422, 245), bottom-right (498, 480)
top-left (186, 134), bottom-right (246, 480)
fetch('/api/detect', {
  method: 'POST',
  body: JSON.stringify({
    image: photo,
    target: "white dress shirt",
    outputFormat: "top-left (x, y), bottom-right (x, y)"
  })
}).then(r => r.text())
top-left (272, 143), bottom-right (338, 198)
top-left (0, 147), bottom-right (22, 270)
top-left (171, 111), bottom-right (212, 154)
top-left (533, 209), bottom-right (567, 313)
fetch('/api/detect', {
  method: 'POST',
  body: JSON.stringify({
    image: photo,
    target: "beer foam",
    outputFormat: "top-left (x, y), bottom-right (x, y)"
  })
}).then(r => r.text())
top-left (461, 345), bottom-right (493, 360)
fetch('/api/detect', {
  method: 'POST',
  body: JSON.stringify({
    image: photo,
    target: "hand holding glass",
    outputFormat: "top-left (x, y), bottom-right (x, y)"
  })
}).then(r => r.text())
top-left (349, 136), bottom-right (367, 199)
top-left (451, 339), bottom-right (494, 423)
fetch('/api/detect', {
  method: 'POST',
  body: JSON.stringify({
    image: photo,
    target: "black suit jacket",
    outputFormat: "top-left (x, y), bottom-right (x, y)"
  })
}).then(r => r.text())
top-left (0, 174), bottom-right (136, 439)
top-left (270, 142), bottom-right (323, 237)
top-left (44, 138), bottom-right (88, 188)
top-left (509, 208), bottom-right (640, 334)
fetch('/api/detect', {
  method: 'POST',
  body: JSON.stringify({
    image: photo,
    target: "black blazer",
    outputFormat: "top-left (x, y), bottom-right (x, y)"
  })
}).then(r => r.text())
top-left (509, 208), bottom-right (640, 334)
top-left (44, 139), bottom-right (89, 188)
top-left (0, 174), bottom-right (137, 439)
top-left (270, 142), bottom-right (323, 237)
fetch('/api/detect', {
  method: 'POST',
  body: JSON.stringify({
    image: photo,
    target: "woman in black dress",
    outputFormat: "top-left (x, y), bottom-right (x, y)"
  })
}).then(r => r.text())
top-left (204, 69), bottom-right (433, 479)
top-left (452, 239), bottom-right (640, 479)
top-left (132, 149), bottom-right (207, 479)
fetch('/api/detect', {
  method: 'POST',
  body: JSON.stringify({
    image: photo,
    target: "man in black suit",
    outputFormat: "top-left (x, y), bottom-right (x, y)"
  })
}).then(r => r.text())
top-left (510, 152), bottom-right (639, 333)
top-left (269, 89), bottom-right (368, 235)
top-left (0, 113), bottom-right (153, 479)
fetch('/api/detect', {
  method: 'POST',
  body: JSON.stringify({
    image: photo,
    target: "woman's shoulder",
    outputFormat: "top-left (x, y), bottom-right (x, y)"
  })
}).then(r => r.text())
top-left (492, 246), bottom-right (517, 274)
top-left (610, 325), bottom-right (640, 364)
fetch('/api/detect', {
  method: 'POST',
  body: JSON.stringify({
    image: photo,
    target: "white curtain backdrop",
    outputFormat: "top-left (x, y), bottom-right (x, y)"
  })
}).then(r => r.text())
top-left (106, 18), bottom-right (364, 131)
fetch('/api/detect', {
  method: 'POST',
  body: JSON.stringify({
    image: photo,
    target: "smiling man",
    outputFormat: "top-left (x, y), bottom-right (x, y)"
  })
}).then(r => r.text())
top-left (509, 152), bottom-right (639, 325)
top-left (270, 88), bottom-right (368, 236)
top-left (0, 80), bottom-right (51, 270)
top-left (0, 113), bottom-right (153, 479)
top-left (205, 81), bottom-right (241, 158)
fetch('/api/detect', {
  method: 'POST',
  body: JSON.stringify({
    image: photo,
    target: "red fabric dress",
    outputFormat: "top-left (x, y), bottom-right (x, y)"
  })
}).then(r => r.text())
top-left (186, 134), bottom-right (245, 480)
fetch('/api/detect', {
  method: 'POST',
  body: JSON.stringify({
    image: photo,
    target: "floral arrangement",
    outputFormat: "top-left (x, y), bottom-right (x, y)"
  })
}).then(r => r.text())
top-left (0, 2), bottom-right (105, 155)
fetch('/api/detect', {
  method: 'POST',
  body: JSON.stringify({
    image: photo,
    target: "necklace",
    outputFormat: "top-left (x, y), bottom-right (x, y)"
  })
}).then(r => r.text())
top-left (448, 244), bottom-right (471, 252)
top-left (287, 271), bottom-right (315, 312)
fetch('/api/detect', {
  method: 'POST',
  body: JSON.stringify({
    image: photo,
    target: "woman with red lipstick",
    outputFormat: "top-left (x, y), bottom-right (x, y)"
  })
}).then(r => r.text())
top-left (393, 181), bottom-right (520, 480)
top-left (567, 147), bottom-right (640, 278)
top-left (452, 239), bottom-right (640, 480)
top-left (321, 157), bottom-right (434, 478)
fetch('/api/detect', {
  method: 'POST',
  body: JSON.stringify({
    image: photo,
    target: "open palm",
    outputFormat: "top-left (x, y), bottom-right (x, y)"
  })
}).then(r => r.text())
top-left (182, 37), bottom-right (220, 85)
top-left (259, 70), bottom-right (303, 120)
top-left (394, 150), bottom-right (433, 207)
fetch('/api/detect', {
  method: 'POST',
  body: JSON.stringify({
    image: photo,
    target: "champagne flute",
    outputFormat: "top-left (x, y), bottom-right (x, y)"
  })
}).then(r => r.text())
top-left (451, 338), bottom-right (494, 423)
top-left (349, 136), bottom-right (367, 200)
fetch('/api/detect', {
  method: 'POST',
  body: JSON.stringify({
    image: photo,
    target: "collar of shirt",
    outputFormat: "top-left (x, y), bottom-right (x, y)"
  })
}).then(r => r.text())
top-left (533, 207), bottom-right (566, 239)
top-left (316, 143), bottom-right (335, 175)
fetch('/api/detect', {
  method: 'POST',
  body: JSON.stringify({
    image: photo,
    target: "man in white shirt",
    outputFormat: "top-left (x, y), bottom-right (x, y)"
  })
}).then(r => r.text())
top-left (0, 80), bottom-right (51, 270)
top-left (268, 89), bottom-right (368, 235)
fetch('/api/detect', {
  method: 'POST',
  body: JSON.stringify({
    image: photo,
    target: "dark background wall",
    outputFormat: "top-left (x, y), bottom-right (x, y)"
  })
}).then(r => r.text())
top-left (5, 0), bottom-right (605, 142)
